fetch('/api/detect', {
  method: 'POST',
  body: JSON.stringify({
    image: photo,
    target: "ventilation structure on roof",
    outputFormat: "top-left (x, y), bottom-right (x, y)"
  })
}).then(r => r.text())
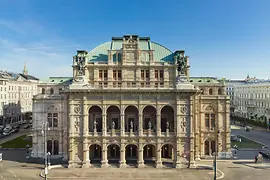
top-left (60, 80), bottom-right (63, 82)
top-left (51, 80), bottom-right (55, 82)
top-left (198, 80), bottom-right (202, 82)
top-left (207, 80), bottom-right (210, 82)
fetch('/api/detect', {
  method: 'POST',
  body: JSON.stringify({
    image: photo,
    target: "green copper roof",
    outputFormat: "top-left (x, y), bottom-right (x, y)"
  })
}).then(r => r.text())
top-left (189, 77), bottom-right (220, 83)
top-left (86, 37), bottom-right (174, 63)
top-left (41, 77), bottom-right (73, 84)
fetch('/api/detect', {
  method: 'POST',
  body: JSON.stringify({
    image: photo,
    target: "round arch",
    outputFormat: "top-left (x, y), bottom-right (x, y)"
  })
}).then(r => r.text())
top-left (125, 144), bottom-right (138, 164)
top-left (89, 144), bottom-right (102, 164)
top-left (88, 105), bottom-right (102, 112)
top-left (160, 105), bottom-right (175, 132)
top-left (142, 106), bottom-right (157, 131)
top-left (124, 105), bottom-right (139, 132)
top-left (88, 105), bottom-right (102, 132)
top-left (143, 144), bottom-right (156, 165)
top-left (107, 144), bottom-right (120, 164)
top-left (106, 106), bottom-right (121, 130)
top-left (123, 105), bottom-right (139, 113)
top-left (105, 105), bottom-right (121, 112)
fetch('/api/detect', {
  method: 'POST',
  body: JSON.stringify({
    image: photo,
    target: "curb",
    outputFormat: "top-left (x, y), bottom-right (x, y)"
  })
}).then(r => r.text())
top-left (195, 164), bottom-right (225, 179)
top-left (0, 148), bottom-right (26, 150)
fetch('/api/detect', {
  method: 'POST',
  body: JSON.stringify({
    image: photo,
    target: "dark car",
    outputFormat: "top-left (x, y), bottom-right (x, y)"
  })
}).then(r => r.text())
top-left (259, 151), bottom-right (270, 158)
top-left (24, 124), bottom-right (30, 129)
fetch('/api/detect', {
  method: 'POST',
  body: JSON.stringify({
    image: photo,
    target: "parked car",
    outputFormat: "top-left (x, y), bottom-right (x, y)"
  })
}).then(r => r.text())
top-left (259, 151), bottom-right (270, 159)
top-left (11, 128), bottom-right (19, 133)
top-left (24, 124), bottom-right (30, 129)
top-left (0, 133), bottom-right (5, 138)
top-left (231, 134), bottom-right (241, 142)
top-left (3, 131), bottom-right (11, 136)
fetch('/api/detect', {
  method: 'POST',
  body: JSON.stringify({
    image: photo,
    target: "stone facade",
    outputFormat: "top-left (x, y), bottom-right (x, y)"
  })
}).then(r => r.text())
top-left (32, 35), bottom-right (231, 168)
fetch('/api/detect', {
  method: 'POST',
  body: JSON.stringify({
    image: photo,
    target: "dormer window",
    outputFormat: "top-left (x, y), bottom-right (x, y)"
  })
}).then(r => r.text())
top-left (41, 88), bottom-right (45, 94)
top-left (51, 80), bottom-right (55, 82)
top-left (209, 88), bottom-right (213, 95)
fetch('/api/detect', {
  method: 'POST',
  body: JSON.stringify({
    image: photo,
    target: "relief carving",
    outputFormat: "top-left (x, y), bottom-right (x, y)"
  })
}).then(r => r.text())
top-left (180, 105), bottom-right (188, 114)
top-left (48, 105), bottom-right (57, 111)
top-left (74, 117), bottom-right (81, 132)
top-left (180, 117), bottom-right (187, 132)
top-left (74, 105), bottom-right (81, 114)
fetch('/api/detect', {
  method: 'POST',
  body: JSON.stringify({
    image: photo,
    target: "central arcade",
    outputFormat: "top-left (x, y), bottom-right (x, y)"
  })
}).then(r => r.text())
top-left (67, 88), bottom-right (198, 168)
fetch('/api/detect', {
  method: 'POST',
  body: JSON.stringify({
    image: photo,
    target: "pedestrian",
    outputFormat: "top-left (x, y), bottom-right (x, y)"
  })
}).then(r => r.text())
top-left (255, 155), bottom-right (257, 163)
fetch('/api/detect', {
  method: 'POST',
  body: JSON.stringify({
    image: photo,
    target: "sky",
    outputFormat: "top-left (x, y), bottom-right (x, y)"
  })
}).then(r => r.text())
top-left (0, 0), bottom-right (270, 80)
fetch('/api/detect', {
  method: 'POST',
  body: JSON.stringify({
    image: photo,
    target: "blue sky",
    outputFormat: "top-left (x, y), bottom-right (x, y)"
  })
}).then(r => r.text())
top-left (0, 0), bottom-right (270, 79)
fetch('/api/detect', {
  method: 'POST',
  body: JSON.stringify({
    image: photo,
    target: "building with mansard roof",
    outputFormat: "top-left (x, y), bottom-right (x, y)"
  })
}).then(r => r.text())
top-left (31, 35), bottom-right (231, 168)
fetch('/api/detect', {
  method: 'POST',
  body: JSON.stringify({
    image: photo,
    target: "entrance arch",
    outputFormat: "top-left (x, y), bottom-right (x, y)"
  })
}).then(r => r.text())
top-left (161, 106), bottom-right (174, 132)
top-left (107, 106), bottom-right (120, 131)
top-left (107, 144), bottom-right (120, 165)
top-left (125, 144), bottom-right (137, 165)
top-left (143, 106), bottom-right (156, 131)
top-left (89, 106), bottom-right (102, 132)
top-left (89, 144), bottom-right (102, 164)
top-left (143, 144), bottom-right (156, 165)
top-left (161, 144), bottom-right (174, 167)
top-left (124, 106), bottom-right (139, 132)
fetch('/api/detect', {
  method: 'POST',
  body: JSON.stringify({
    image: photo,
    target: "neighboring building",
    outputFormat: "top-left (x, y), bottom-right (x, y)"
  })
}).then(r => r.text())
top-left (0, 63), bottom-right (39, 125)
top-left (225, 79), bottom-right (247, 114)
top-left (32, 35), bottom-right (231, 169)
top-left (233, 78), bottom-right (270, 124)
top-left (31, 77), bottom-right (72, 160)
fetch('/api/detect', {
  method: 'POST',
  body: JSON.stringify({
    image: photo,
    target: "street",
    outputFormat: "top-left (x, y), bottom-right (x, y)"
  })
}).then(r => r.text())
top-left (0, 125), bottom-right (269, 179)
top-left (0, 128), bottom-right (30, 145)
top-left (231, 124), bottom-right (270, 160)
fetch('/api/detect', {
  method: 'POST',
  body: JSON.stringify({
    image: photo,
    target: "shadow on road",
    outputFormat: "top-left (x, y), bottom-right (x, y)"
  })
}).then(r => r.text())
top-left (0, 149), bottom-right (67, 165)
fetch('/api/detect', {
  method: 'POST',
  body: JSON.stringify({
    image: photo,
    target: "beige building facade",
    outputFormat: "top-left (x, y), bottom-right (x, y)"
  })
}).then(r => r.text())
top-left (32, 35), bottom-right (231, 168)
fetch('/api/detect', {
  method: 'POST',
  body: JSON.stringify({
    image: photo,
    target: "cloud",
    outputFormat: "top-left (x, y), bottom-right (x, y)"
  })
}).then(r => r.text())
top-left (0, 19), bottom-right (79, 79)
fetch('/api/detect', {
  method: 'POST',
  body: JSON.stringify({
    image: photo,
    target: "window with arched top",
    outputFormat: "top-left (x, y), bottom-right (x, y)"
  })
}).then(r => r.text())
top-left (41, 88), bottom-right (45, 94)
top-left (50, 88), bottom-right (54, 95)
top-left (47, 140), bottom-right (52, 154)
top-left (209, 88), bottom-right (213, 95)
top-left (53, 140), bottom-right (59, 155)
top-left (218, 88), bottom-right (222, 95)
top-left (205, 106), bottom-right (215, 130)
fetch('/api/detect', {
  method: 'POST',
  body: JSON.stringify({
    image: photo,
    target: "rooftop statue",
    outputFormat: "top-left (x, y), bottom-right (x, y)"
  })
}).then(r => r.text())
top-left (77, 57), bottom-right (85, 76)
top-left (176, 53), bottom-right (187, 75)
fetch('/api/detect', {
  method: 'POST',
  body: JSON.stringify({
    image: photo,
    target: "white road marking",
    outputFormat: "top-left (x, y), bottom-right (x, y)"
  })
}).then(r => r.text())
top-left (0, 175), bottom-right (5, 180)
top-left (9, 170), bottom-right (21, 180)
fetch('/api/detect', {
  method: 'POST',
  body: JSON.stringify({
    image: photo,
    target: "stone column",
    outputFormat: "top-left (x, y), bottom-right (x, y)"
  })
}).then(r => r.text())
top-left (119, 143), bottom-right (126, 168)
top-left (82, 140), bottom-right (91, 168)
top-left (139, 113), bottom-right (143, 136)
top-left (155, 143), bottom-right (162, 168)
top-left (83, 97), bottom-right (89, 136)
top-left (137, 143), bottom-right (144, 168)
top-left (102, 113), bottom-right (107, 136)
top-left (120, 113), bottom-right (125, 136)
top-left (156, 113), bottom-right (161, 136)
top-left (101, 143), bottom-right (108, 167)
top-left (189, 96), bottom-right (195, 167)
top-left (194, 97), bottom-right (200, 161)
top-left (68, 138), bottom-right (75, 168)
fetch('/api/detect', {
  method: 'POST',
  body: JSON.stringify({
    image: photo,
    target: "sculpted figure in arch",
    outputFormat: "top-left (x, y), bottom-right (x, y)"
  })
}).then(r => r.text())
top-left (166, 121), bottom-right (170, 129)
top-left (93, 120), bottom-right (97, 129)
top-left (130, 121), bottom-right (133, 130)
top-left (112, 121), bottom-right (115, 129)
top-left (148, 121), bottom-right (152, 129)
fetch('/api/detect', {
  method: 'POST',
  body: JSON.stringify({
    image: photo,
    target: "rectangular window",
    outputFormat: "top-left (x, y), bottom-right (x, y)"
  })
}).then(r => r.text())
top-left (113, 70), bottom-right (117, 80)
top-left (53, 113), bottom-right (58, 127)
top-left (47, 113), bottom-right (53, 127)
top-left (145, 70), bottom-right (150, 79)
top-left (99, 70), bottom-right (103, 78)
top-left (118, 70), bottom-right (122, 79)
top-left (210, 114), bottom-right (215, 128)
top-left (155, 70), bottom-right (158, 79)
top-left (141, 70), bottom-right (144, 79)
top-left (205, 113), bottom-right (210, 128)
top-left (118, 82), bottom-right (122, 87)
top-left (160, 70), bottom-right (164, 79)
top-left (104, 70), bottom-right (108, 79)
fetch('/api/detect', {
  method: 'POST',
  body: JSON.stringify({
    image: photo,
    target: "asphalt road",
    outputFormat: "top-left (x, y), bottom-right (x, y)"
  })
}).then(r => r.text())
top-left (231, 125), bottom-right (270, 148)
top-left (0, 128), bottom-right (30, 145)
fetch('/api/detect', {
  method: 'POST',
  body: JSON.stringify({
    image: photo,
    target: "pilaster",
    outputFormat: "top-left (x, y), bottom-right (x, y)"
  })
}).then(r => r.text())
top-left (119, 143), bottom-right (126, 168)
top-left (82, 140), bottom-right (91, 168)
top-left (101, 143), bottom-right (108, 168)
top-left (137, 142), bottom-right (144, 168)
top-left (83, 96), bottom-right (88, 136)
top-left (155, 143), bottom-right (162, 168)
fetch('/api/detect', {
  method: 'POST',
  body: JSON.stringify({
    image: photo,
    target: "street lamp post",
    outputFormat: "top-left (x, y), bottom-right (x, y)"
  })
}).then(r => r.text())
top-left (42, 122), bottom-right (49, 180)
top-left (213, 126), bottom-right (220, 180)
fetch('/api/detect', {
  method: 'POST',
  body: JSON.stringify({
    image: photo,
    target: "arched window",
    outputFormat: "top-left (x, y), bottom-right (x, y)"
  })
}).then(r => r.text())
top-left (41, 88), bottom-right (45, 94)
top-left (209, 88), bottom-right (213, 95)
top-left (50, 88), bottom-right (54, 95)
top-left (53, 140), bottom-right (59, 155)
top-left (218, 88), bottom-right (222, 95)
top-left (59, 88), bottom-right (62, 93)
top-left (204, 141), bottom-right (209, 155)
top-left (47, 140), bottom-right (52, 154)
top-left (205, 113), bottom-right (215, 130)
